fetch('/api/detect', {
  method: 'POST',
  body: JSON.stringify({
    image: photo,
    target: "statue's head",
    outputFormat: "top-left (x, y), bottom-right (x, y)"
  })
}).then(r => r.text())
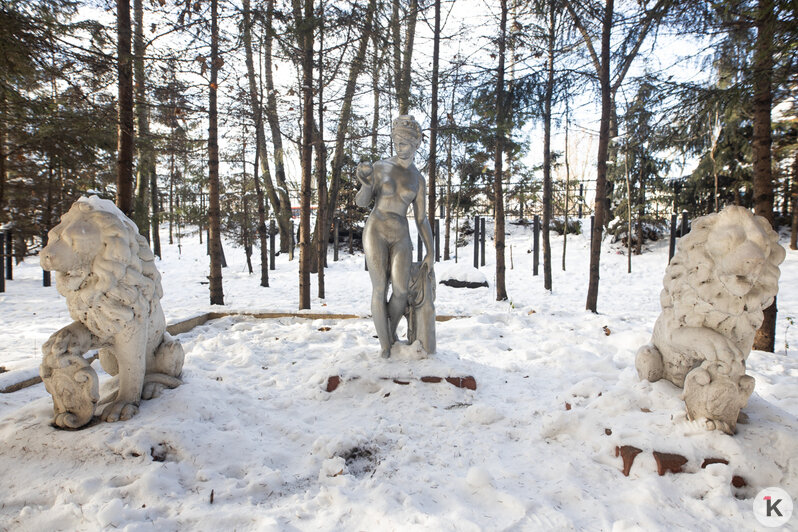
top-left (392, 115), bottom-right (423, 158)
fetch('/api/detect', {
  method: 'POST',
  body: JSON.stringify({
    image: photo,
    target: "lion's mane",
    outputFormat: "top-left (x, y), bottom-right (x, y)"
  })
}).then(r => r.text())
top-left (659, 206), bottom-right (783, 357)
top-left (54, 199), bottom-right (163, 339)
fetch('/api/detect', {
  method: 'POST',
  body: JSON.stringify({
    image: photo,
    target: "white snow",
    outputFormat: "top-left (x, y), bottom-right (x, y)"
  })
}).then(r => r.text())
top-left (0, 217), bottom-right (796, 530)
top-left (437, 263), bottom-right (488, 285)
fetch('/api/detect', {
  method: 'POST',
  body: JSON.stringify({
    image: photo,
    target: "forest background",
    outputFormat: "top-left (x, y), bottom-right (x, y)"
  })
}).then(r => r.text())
top-left (0, 0), bottom-right (796, 347)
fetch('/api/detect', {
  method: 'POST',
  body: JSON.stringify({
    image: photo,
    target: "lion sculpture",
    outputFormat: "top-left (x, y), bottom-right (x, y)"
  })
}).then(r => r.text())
top-left (636, 206), bottom-right (786, 434)
top-left (39, 196), bottom-right (184, 429)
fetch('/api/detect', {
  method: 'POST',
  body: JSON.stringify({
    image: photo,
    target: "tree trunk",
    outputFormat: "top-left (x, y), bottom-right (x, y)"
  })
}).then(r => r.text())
top-left (264, 0), bottom-right (294, 253)
top-left (242, 153), bottom-right (253, 275)
top-left (132, 0), bottom-right (151, 239)
top-left (391, 0), bottom-right (402, 105)
top-left (298, 0), bottom-right (314, 310)
top-left (542, 3), bottom-right (555, 291)
top-left (116, 0), bottom-right (135, 217)
top-left (168, 144), bottom-right (174, 245)
top-left (444, 116), bottom-right (453, 261)
top-left (428, 0), bottom-right (440, 228)
top-left (398, 0), bottom-right (418, 114)
top-left (752, 0), bottom-right (776, 352)
top-left (207, 0), bottom-right (224, 306)
top-left (494, 0), bottom-right (508, 301)
top-left (562, 100), bottom-right (570, 271)
top-left (150, 164), bottom-right (161, 257)
top-left (636, 163), bottom-right (644, 256)
top-left (585, 0), bottom-right (613, 313)
top-left (0, 88), bottom-right (6, 220)
top-left (253, 136), bottom-right (269, 286)
top-left (314, 2), bottom-right (326, 297)
top-left (791, 152), bottom-right (797, 250)
top-left (371, 28), bottom-right (381, 157)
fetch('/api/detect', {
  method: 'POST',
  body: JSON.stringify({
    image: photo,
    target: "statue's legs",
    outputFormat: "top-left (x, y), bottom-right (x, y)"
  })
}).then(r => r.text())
top-left (387, 241), bottom-right (411, 343)
top-left (364, 221), bottom-right (392, 357)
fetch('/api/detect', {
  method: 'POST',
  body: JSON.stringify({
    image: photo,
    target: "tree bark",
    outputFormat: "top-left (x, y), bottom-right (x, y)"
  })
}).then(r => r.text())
top-left (791, 153), bottom-right (797, 250)
top-left (428, 0), bottom-right (440, 228)
top-left (494, 0), bottom-right (508, 301)
top-left (636, 162), bottom-right (644, 256)
top-left (585, 0), bottom-right (613, 313)
top-left (562, 99), bottom-right (570, 271)
top-left (132, 0), bottom-right (151, 239)
top-left (207, 0), bottom-right (224, 305)
top-left (398, 0), bottom-right (418, 114)
top-left (314, 1), bottom-right (327, 297)
top-left (371, 27), bottom-right (381, 157)
top-left (542, 3), bottom-right (555, 291)
top-left (116, 0), bottom-right (135, 217)
top-left (298, 0), bottom-right (314, 310)
top-left (752, 0), bottom-right (776, 352)
top-left (0, 88), bottom-right (6, 220)
top-left (253, 136), bottom-right (269, 286)
top-left (150, 164), bottom-right (161, 257)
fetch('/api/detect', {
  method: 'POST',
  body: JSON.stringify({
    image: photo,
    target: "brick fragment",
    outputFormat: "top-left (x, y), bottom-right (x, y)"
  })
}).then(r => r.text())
top-left (653, 451), bottom-right (688, 475)
top-left (326, 376), bottom-right (341, 392)
top-left (615, 445), bottom-right (642, 477)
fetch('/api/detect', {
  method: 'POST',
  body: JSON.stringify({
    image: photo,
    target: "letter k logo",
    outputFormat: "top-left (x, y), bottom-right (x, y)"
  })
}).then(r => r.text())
top-left (764, 496), bottom-right (783, 517)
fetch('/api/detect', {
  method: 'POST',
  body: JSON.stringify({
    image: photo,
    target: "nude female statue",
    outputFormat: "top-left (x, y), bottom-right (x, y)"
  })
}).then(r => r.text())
top-left (356, 115), bottom-right (435, 358)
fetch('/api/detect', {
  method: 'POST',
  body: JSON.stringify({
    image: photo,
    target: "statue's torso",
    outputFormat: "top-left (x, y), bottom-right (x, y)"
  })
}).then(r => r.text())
top-left (372, 159), bottom-right (420, 217)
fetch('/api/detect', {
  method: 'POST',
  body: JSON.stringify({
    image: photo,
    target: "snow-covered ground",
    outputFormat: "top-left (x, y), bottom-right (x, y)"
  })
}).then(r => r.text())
top-left (0, 216), bottom-right (796, 531)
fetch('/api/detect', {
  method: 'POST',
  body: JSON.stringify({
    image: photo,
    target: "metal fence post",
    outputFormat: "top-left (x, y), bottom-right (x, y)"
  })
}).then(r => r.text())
top-left (533, 215), bottom-right (540, 276)
top-left (668, 214), bottom-right (677, 263)
top-left (480, 217), bottom-right (486, 267)
top-left (5, 229), bottom-right (12, 280)
top-left (473, 215), bottom-right (480, 268)
top-left (269, 220), bottom-right (276, 270)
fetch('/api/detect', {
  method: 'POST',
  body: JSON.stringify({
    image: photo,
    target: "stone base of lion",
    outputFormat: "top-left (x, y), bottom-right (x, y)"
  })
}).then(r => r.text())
top-left (635, 206), bottom-right (785, 434)
top-left (39, 196), bottom-right (184, 429)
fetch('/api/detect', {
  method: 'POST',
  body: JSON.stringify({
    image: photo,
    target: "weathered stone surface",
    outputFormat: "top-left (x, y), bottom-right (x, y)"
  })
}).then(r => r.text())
top-left (39, 196), bottom-right (184, 429)
top-left (615, 445), bottom-right (643, 477)
top-left (653, 451), bottom-right (688, 475)
top-left (636, 206), bottom-right (786, 434)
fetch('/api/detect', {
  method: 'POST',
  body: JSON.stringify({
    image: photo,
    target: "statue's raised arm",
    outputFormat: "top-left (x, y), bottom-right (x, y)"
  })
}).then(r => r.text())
top-left (355, 161), bottom-right (374, 208)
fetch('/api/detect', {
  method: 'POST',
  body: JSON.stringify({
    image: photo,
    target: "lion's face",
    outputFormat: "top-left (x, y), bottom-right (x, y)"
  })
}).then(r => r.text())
top-left (702, 207), bottom-right (785, 298)
top-left (41, 203), bottom-right (104, 273)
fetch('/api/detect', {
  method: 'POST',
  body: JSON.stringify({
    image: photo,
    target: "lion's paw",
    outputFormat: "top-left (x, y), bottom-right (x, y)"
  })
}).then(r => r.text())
top-left (101, 401), bottom-right (139, 422)
top-left (635, 344), bottom-right (664, 382)
top-left (142, 382), bottom-right (165, 400)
